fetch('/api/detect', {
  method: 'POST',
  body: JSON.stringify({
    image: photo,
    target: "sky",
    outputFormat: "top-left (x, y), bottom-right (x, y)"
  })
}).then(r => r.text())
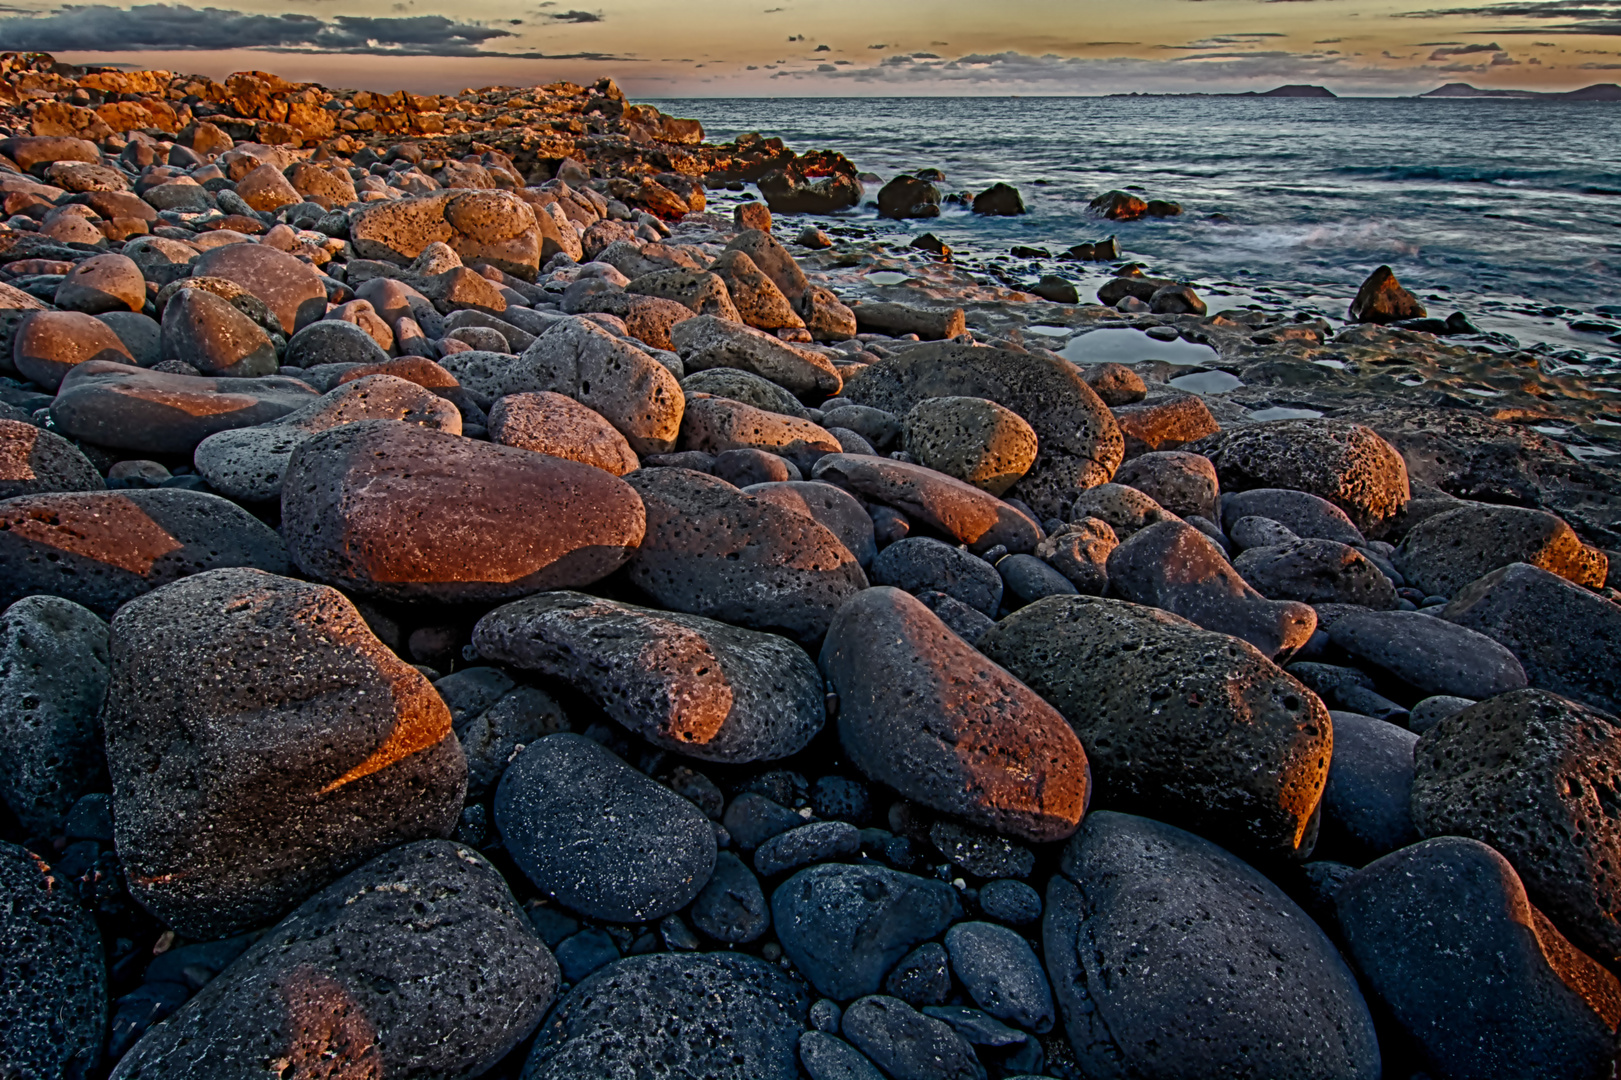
top-left (3, 0), bottom-right (1619, 96)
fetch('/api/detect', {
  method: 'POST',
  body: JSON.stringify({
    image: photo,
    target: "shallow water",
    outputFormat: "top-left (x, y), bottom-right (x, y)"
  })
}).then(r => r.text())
top-left (654, 96), bottom-right (1621, 354)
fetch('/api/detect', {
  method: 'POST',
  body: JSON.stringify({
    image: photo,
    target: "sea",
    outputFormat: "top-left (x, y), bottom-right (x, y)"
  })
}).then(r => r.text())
top-left (652, 96), bottom-right (1621, 358)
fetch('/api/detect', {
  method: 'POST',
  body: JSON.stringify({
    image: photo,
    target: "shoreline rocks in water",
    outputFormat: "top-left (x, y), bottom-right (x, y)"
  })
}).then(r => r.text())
top-left (4, 51), bottom-right (1621, 1080)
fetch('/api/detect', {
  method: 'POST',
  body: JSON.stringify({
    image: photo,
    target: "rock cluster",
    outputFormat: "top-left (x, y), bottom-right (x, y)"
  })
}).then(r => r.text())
top-left (4, 52), bottom-right (1621, 1080)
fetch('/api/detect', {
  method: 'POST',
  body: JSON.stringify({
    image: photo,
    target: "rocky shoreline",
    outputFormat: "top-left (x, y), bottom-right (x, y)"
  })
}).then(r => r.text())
top-left (4, 49), bottom-right (1621, 1080)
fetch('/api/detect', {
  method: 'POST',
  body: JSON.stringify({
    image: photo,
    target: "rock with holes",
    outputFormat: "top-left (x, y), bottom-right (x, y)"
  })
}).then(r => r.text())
top-left (495, 733), bottom-right (715, 922)
top-left (624, 467), bottom-right (867, 642)
top-left (979, 595), bottom-right (1332, 860)
top-left (1396, 504), bottom-right (1608, 596)
top-left (812, 454), bottom-right (1040, 555)
top-left (1044, 811), bottom-right (1380, 1080)
top-left (1113, 450), bottom-right (1219, 520)
top-left (1, 840), bottom-right (108, 1080)
top-left (523, 952), bottom-right (809, 1080)
top-left (1410, 689), bottom-right (1621, 967)
top-left (680, 395), bottom-right (841, 474)
top-left (487, 391), bottom-right (638, 475)
top-left (474, 591), bottom-right (823, 763)
top-left (282, 421), bottom-right (645, 604)
top-left (742, 480), bottom-right (876, 568)
top-left (871, 536), bottom-right (1003, 617)
top-left (843, 343), bottom-right (1122, 518)
top-left (0, 418), bottom-right (103, 499)
top-left (1199, 419), bottom-right (1410, 536)
top-left (515, 317), bottom-right (685, 455)
top-left (821, 587), bottom-right (1090, 843)
top-left (109, 841), bottom-right (554, 1080)
top-left (1336, 836), bottom-right (1621, 1080)
top-left (104, 568), bottom-right (465, 938)
top-left (671, 315), bottom-right (842, 397)
top-left (191, 242), bottom-right (328, 335)
top-left (681, 367), bottom-right (811, 419)
top-left (1234, 539), bottom-right (1399, 609)
top-left (0, 595), bottom-right (109, 835)
top-left (0, 488), bottom-right (289, 616)
top-left (901, 396), bottom-right (1038, 498)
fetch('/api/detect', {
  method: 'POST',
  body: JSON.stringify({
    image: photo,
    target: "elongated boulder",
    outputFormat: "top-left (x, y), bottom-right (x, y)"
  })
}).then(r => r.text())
top-left (474, 591), bottom-right (824, 763)
top-left (624, 468), bottom-right (867, 642)
top-left (681, 394), bottom-right (841, 473)
top-left (671, 314), bottom-right (842, 397)
top-left (110, 841), bottom-right (555, 1080)
top-left (195, 374), bottom-right (461, 502)
top-left (517, 318), bottom-right (684, 454)
top-left (524, 953), bottom-right (809, 1080)
top-left (1410, 689), bottom-right (1621, 967)
top-left (812, 453), bottom-right (1040, 555)
top-left (51, 361), bottom-right (319, 455)
top-left (495, 734), bottom-right (715, 922)
top-left (980, 595), bottom-right (1331, 859)
top-left (0, 488), bottom-right (289, 615)
top-left (821, 587), bottom-right (1090, 842)
top-left (0, 418), bottom-right (103, 498)
top-left (1107, 519), bottom-right (1318, 658)
top-left (842, 343), bottom-right (1122, 518)
top-left (1045, 812), bottom-right (1380, 1080)
top-left (282, 421), bottom-right (645, 604)
top-left (105, 568), bottom-right (466, 938)
top-left (1327, 608), bottom-right (1526, 699)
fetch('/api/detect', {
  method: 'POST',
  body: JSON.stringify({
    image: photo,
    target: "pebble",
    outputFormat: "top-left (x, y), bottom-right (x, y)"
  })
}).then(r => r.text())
top-left (672, 313), bottom-right (842, 396)
top-left (682, 365), bottom-right (811, 417)
top-left (929, 820), bottom-right (1035, 878)
top-left (1112, 449), bottom-right (1219, 519)
top-left (454, 684), bottom-right (569, 798)
top-left (680, 394), bottom-right (841, 473)
top-left (944, 921), bottom-right (1054, 1032)
top-left (743, 479), bottom-right (877, 567)
top-left (799, 1031), bottom-right (886, 1080)
top-left (756, 821), bottom-right (862, 876)
top-left (1406, 693), bottom-right (1476, 734)
top-left (495, 733), bottom-right (716, 921)
top-left (723, 791), bottom-right (804, 850)
top-left (555, 927), bottom-right (621, 983)
top-left (283, 317), bottom-right (391, 368)
top-left (690, 850), bottom-right (771, 942)
top-left (998, 551), bottom-right (1078, 602)
top-left (977, 878), bottom-right (1041, 924)
top-left (901, 395), bottom-right (1038, 496)
top-left (1220, 487), bottom-right (1366, 544)
top-left (54, 253), bottom-right (145, 315)
top-left (841, 995), bottom-right (986, 1080)
top-left (1234, 538), bottom-right (1399, 608)
top-left (884, 941), bottom-right (952, 1006)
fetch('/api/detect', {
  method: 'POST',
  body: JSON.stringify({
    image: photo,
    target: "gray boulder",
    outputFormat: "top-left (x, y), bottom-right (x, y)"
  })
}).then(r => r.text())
top-left (841, 996), bottom-right (985, 1080)
top-left (1395, 503), bottom-right (1607, 595)
top-left (0, 418), bottom-right (104, 499)
top-left (872, 536), bottom-right (1003, 616)
top-left (1327, 608), bottom-right (1526, 699)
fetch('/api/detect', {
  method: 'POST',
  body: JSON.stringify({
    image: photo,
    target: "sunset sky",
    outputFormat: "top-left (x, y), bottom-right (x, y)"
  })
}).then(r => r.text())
top-left (3, 0), bottom-right (1618, 96)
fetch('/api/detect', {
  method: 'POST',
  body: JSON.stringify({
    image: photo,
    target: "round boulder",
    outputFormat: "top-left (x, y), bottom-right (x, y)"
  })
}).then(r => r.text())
top-left (902, 396), bottom-right (1038, 497)
top-left (54, 253), bottom-right (145, 315)
top-left (14, 310), bottom-right (136, 391)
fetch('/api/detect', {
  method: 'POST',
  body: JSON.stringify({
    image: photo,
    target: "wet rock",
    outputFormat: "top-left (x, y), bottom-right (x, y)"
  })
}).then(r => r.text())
top-left (160, 287), bottom-right (279, 377)
top-left (973, 182), bottom-right (1026, 216)
top-left (1327, 608), bottom-right (1526, 699)
top-left (51, 361), bottom-right (318, 454)
top-left (191, 242), bottom-right (327, 334)
top-left (681, 395), bottom-right (840, 473)
top-left (772, 861), bottom-right (961, 1000)
top-left (844, 342), bottom-right (1121, 517)
top-left (525, 952), bottom-right (809, 1080)
top-left (1113, 450), bottom-right (1219, 520)
top-left (1235, 539), bottom-right (1399, 608)
top-left (843, 996), bottom-right (986, 1080)
top-left (1149, 283), bottom-right (1206, 316)
top-left (1396, 503), bottom-right (1607, 596)
top-left (105, 568), bottom-right (465, 937)
top-left (195, 374), bottom-right (459, 501)
top-left (671, 314), bottom-right (842, 397)
top-left (1318, 713), bottom-right (1418, 864)
top-left (282, 318), bottom-right (391, 369)
top-left (516, 317), bottom-right (685, 454)
top-left (1045, 811), bottom-right (1380, 1080)
top-left (624, 467), bottom-right (867, 642)
top-left (0, 840), bottom-right (107, 1080)
top-left (1200, 420), bottom-right (1411, 535)
top-left (488, 390), bottom-right (639, 475)
top-left (496, 733), bottom-right (715, 921)
top-left (1337, 836), bottom-right (1621, 1080)
top-left (744, 480), bottom-right (876, 567)
top-left (0, 596), bottom-right (108, 835)
top-left (14, 310), bottom-right (136, 391)
top-left (821, 587), bottom-right (1089, 842)
top-left (111, 841), bottom-right (554, 1080)
top-left (0, 488), bottom-right (289, 616)
top-left (1220, 488), bottom-right (1365, 545)
top-left (682, 366), bottom-right (811, 418)
top-left (1411, 689), bottom-right (1621, 967)
top-left (1034, 518), bottom-right (1116, 594)
top-left (474, 591), bottom-right (823, 763)
top-left (1089, 190), bottom-right (1148, 220)
top-left (901, 396), bottom-right (1038, 497)
top-left (813, 453), bottom-right (1040, 555)
top-left (945, 921), bottom-right (1054, 1032)
top-left (0, 418), bottom-right (103, 498)
top-left (690, 851), bottom-right (771, 943)
top-left (1443, 562), bottom-right (1621, 715)
top-left (282, 420), bottom-right (644, 604)
top-left (54, 253), bottom-right (144, 315)
top-left (981, 595), bottom-right (1332, 859)
top-left (1111, 393), bottom-right (1220, 455)
top-left (872, 536), bottom-right (1003, 616)
top-left (1348, 265), bottom-right (1425, 324)
top-left (878, 175), bottom-right (943, 220)
top-left (1107, 519), bottom-right (1318, 658)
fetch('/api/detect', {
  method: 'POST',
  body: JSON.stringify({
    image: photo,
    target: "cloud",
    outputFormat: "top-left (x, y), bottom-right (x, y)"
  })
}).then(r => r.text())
top-left (1401, 0), bottom-right (1621, 35)
top-left (540, 9), bottom-right (601, 21)
top-left (0, 3), bottom-right (634, 57)
top-left (813, 43), bottom-right (829, 51)
top-left (1428, 41), bottom-right (1501, 58)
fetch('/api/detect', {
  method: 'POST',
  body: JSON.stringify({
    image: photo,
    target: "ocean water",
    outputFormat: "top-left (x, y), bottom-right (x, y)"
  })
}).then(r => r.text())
top-left (653, 96), bottom-right (1621, 354)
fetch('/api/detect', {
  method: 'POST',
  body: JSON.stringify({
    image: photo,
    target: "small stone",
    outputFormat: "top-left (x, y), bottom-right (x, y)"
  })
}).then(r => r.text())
top-left (1318, 713), bottom-right (1419, 865)
top-left (841, 995), bottom-right (986, 1080)
top-left (282, 318), bottom-right (391, 369)
top-left (755, 821), bottom-right (861, 876)
top-left (1220, 488), bottom-right (1365, 545)
top-left (1113, 450), bottom-right (1219, 519)
top-left (1234, 539), bottom-right (1399, 608)
top-left (978, 879), bottom-right (1041, 925)
top-left (1081, 362), bottom-right (1146, 406)
top-left (555, 928), bottom-right (621, 983)
top-left (54, 253), bottom-right (145, 315)
top-left (723, 792), bottom-right (803, 851)
top-left (799, 1031), bottom-right (885, 1080)
top-left (813, 453), bottom-right (1040, 555)
top-left (929, 820), bottom-right (1035, 879)
top-left (1348, 265), bottom-right (1425, 324)
top-left (998, 552), bottom-right (1078, 603)
top-left (672, 314), bottom-right (842, 397)
top-left (1407, 694), bottom-right (1476, 735)
top-left (945, 921), bottom-right (1054, 1032)
top-left (690, 851), bottom-right (771, 943)
top-left (872, 536), bottom-right (1003, 616)
top-left (884, 942), bottom-right (952, 1006)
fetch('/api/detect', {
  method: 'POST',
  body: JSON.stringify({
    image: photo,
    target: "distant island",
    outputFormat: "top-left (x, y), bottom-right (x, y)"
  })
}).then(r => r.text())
top-left (1108, 85), bottom-right (1336, 99)
top-left (1416, 82), bottom-right (1621, 100)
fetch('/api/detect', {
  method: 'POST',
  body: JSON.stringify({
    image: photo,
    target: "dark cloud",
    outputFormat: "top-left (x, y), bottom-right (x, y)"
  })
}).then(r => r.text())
top-left (541, 9), bottom-right (602, 22)
top-left (813, 43), bottom-right (829, 51)
top-left (0, 3), bottom-right (632, 56)
top-left (1401, 0), bottom-right (1621, 34)
top-left (1429, 41), bottom-right (1502, 57)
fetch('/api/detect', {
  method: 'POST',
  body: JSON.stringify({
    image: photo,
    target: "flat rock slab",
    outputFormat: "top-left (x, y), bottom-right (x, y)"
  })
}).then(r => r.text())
top-left (495, 733), bottom-right (716, 922)
top-left (812, 453), bottom-right (1040, 555)
top-left (105, 568), bottom-right (465, 938)
top-left (110, 841), bottom-right (556, 1080)
top-left (0, 487), bottom-right (289, 615)
top-left (821, 587), bottom-right (1089, 843)
top-left (1044, 811), bottom-right (1380, 1080)
top-left (1327, 608), bottom-right (1526, 699)
top-left (980, 595), bottom-right (1332, 860)
top-left (282, 420), bottom-right (645, 604)
top-left (524, 952), bottom-right (809, 1080)
top-left (624, 467), bottom-right (867, 642)
top-left (473, 591), bottom-right (824, 763)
